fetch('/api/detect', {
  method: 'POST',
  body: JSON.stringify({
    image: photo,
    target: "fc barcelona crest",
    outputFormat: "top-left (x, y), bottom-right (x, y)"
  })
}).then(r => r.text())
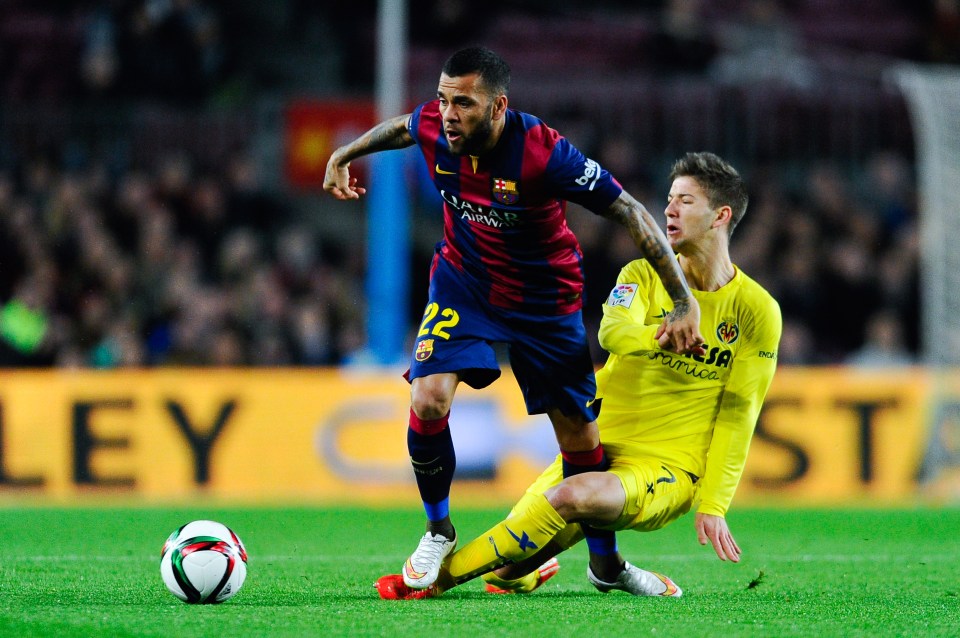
top-left (415, 338), bottom-right (435, 362)
top-left (492, 177), bottom-right (519, 205)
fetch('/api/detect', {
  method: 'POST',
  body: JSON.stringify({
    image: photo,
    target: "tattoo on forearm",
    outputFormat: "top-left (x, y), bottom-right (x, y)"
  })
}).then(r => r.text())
top-left (337, 115), bottom-right (414, 163)
top-left (670, 297), bottom-right (692, 320)
top-left (604, 194), bottom-right (692, 302)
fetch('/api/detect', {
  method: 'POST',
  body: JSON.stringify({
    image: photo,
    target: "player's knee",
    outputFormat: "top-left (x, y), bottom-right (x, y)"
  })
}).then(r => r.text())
top-left (410, 388), bottom-right (452, 420)
top-left (410, 398), bottom-right (449, 421)
top-left (410, 375), bottom-right (457, 420)
top-left (544, 482), bottom-right (589, 522)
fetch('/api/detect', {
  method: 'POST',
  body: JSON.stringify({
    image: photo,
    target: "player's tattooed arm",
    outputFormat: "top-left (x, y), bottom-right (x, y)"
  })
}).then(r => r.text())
top-left (324, 114), bottom-right (415, 200)
top-left (333, 114), bottom-right (415, 163)
top-left (603, 191), bottom-right (692, 305)
top-left (603, 191), bottom-right (705, 353)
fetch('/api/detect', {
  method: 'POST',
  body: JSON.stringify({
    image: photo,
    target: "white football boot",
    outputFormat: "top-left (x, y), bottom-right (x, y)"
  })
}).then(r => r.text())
top-left (402, 531), bottom-right (457, 589)
top-left (587, 561), bottom-right (682, 597)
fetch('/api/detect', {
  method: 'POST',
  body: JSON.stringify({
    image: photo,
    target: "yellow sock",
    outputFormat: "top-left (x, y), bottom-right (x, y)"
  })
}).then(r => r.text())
top-left (553, 522), bottom-right (585, 552)
top-left (482, 570), bottom-right (540, 593)
top-left (446, 493), bottom-right (566, 586)
top-left (479, 523), bottom-right (584, 593)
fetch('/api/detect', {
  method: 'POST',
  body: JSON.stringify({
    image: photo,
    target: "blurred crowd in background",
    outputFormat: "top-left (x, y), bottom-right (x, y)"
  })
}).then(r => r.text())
top-left (0, 0), bottom-right (232, 104)
top-left (1, 0), bottom-right (957, 369)
top-left (569, 147), bottom-right (921, 367)
top-left (0, 149), bottom-right (368, 367)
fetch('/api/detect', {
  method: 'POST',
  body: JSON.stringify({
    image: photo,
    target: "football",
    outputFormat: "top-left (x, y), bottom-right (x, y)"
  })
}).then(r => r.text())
top-left (160, 520), bottom-right (248, 604)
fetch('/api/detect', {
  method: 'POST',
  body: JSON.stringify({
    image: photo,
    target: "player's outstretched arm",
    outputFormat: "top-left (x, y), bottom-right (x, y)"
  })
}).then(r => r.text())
top-left (323, 114), bottom-right (415, 200)
top-left (695, 512), bottom-right (741, 562)
top-left (603, 191), bottom-right (705, 354)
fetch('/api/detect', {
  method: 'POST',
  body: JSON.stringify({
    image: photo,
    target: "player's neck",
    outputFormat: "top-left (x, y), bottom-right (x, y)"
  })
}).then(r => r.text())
top-left (479, 118), bottom-right (507, 155)
top-left (679, 247), bottom-right (735, 292)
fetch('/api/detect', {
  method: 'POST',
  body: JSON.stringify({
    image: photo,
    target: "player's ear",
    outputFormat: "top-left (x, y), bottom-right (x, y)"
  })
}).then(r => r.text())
top-left (492, 94), bottom-right (508, 120)
top-left (713, 205), bottom-right (732, 230)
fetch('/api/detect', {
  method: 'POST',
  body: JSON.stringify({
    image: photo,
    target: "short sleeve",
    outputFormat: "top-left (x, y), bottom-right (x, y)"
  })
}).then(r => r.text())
top-left (544, 137), bottom-right (623, 213)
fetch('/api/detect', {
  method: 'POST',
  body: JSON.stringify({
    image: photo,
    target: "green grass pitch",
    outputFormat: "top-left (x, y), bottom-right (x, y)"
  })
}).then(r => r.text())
top-left (0, 505), bottom-right (957, 637)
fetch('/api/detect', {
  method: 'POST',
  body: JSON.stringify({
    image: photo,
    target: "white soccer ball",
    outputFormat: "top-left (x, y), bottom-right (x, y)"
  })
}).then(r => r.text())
top-left (160, 520), bottom-right (248, 604)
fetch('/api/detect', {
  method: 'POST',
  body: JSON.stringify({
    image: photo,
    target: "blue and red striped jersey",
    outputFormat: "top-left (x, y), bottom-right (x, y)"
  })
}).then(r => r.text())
top-left (409, 100), bottom-right (623, 315)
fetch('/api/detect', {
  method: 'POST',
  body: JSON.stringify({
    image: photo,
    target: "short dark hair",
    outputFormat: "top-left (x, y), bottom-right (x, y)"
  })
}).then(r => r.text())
top-left (442, 47), bottom-right (511, 96)
top-left (669, 152), bottom-right (748, 237)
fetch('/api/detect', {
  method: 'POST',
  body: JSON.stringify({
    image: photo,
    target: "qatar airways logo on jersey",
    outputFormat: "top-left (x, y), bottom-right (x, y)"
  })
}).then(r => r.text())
top-left (440, 190), bottom-right (522, 228)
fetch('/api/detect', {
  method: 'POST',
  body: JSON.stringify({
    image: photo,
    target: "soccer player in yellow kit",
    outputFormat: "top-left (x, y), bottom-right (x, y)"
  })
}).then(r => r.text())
top-left (376, 151), bottom-right (782, 599)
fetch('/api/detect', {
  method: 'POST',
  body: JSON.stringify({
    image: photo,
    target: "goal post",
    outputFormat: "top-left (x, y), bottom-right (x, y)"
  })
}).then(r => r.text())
top-left (893, 64), bottom-right (960, 497)
top-left (892, 64), bottom-right (960, 366)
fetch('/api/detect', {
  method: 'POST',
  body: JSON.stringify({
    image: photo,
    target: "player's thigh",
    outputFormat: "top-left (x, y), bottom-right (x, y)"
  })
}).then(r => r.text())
top-left (407, 261), bottom-right (504, 389)
top-left (507, 310), bottom-right (597, 421)
top-left (609, 458), bottom-right (696, 532)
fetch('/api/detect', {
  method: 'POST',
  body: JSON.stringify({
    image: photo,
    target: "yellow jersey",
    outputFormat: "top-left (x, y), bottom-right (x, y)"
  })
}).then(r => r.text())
top-left (595, 258), bottom-right (782, 516)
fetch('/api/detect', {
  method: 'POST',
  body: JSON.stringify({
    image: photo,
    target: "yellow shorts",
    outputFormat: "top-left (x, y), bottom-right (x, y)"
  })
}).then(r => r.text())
top-left (512, 445), bottom-right (696, 533)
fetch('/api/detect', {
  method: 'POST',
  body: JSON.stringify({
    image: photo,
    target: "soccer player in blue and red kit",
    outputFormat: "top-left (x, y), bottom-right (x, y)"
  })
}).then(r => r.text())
top-left (324, 46), bottom-right (705, 591)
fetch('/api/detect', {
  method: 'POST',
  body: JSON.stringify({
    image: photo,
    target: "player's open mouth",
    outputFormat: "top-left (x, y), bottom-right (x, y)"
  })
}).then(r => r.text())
top-left (445, 130), bottom-right (462, 142)
top-left (666, 224), bottom-right (680, 235)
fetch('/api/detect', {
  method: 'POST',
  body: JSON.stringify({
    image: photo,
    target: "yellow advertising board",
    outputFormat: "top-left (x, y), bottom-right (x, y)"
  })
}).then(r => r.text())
top-left (0, 368), bottom-right (957, 505)
top-left (740, 368), bottom-right (932, 502)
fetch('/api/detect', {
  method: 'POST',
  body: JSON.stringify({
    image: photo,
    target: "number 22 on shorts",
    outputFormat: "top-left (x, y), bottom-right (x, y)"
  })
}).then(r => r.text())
top-left (418, 302), bottom-right (460, 339)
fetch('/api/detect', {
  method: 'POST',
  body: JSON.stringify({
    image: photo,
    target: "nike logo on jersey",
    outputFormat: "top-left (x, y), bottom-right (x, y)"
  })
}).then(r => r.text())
top-left (435, 164), bottom-right (456, 175)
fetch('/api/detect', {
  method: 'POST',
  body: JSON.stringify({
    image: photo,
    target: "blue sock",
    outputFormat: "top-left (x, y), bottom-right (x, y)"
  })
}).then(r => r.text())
top-left (561, 444), bottom-right (617, 558)
top-left (407, 410), bottom-right (456, 522)
top-left (584, 529), bottom-right (619, 557)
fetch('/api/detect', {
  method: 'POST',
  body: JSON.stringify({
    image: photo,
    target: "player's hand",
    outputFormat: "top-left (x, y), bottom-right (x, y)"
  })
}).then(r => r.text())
top-left (323, 154), bottom-right (367, 200)
top-left (695, 512), bottom-right (741, 562)
top-left (654, 296), bottom-right (706, 355)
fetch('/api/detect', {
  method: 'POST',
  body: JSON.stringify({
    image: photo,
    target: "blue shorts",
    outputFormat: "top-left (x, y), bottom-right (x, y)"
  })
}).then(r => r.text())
top-left (405, 255), bottom-right (600, 422)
